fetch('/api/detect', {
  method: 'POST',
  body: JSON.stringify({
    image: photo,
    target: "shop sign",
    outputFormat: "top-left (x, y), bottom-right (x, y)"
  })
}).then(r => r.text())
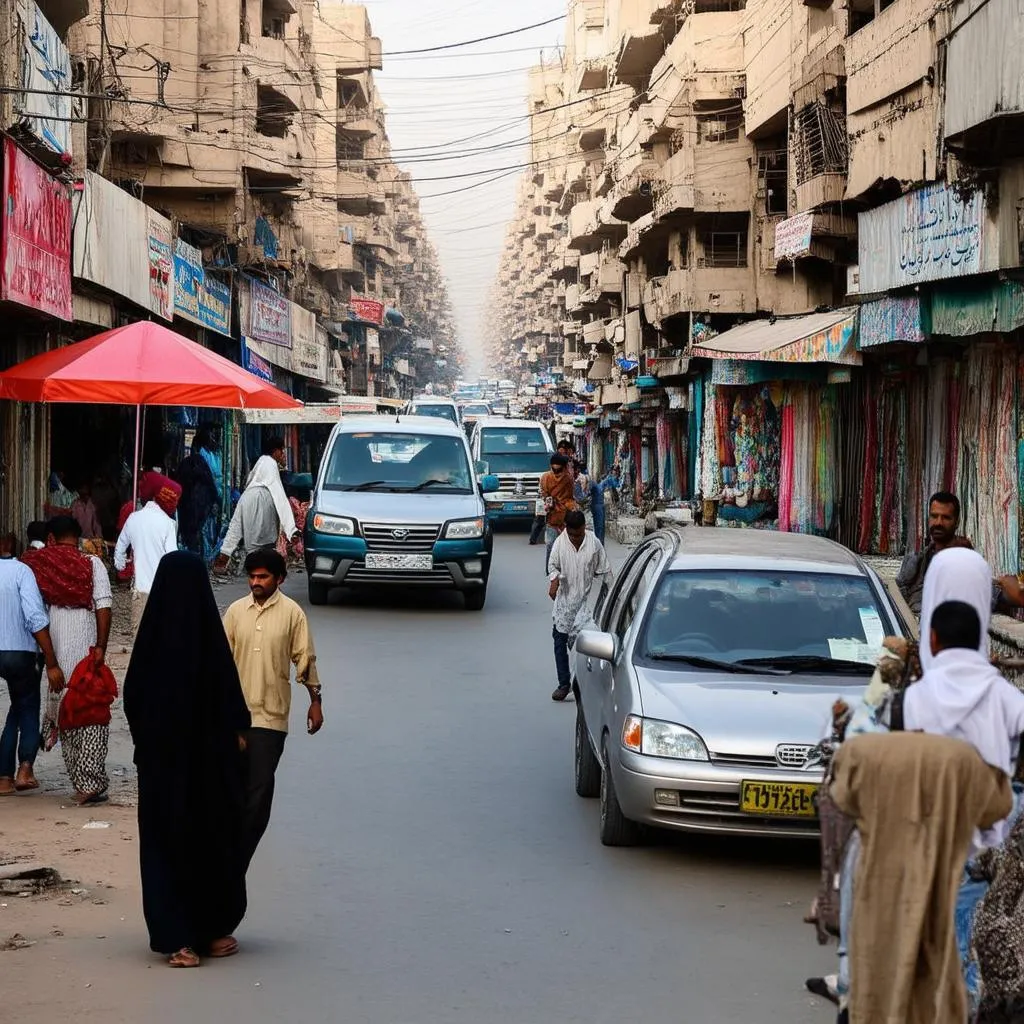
top-left (241, 339), bottom-right (273, 381)
top-left (350, 295), bottom-right (384, 325)
top-left (289, 302), bottom-right (327, 382)
top-left (147, 210), bottom-right (173, 321)
top-left (247, 277), bottom-right (290, 346)
top-left (858, 182), bottom-right (984, 293)
top-left (1, 138), bottom-right (71, 320)
top-left (173, 239), bottom-right (232, 337)
top-left (773, 212), bottom-right (814, 261)
top-left (858, 295), bottom-right (926, 349)
top-left (15, 0), bottom-right (71, 156)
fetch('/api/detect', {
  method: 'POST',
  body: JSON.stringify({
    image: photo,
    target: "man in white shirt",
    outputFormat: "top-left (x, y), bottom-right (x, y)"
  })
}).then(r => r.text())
top-left (547, 510), bottom-right (610, 702)
top-left (114, 474), bottom-right (180, 635)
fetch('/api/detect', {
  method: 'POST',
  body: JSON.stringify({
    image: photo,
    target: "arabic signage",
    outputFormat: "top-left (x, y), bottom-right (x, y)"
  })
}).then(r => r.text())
top-left (290, 303), bottom-right (327, 382)
top-left (350, 296), bottom-right (385, 325)
top-left (774, 212), bottom-right (814, 261)
top-left (15, 0), bottom-right (71, 156)
top-left (245, 277), bottom-right (290, 346)
top-left (241, 339), bottom-right (274, 382)
top-left (147, 210), bottom-right (173, 321)
top-left (173, 239), bottom-right (232, 337)
top-left (1, 139), bottom-right (71, 320)
top-left (858, 182), bottom-right (984, 294)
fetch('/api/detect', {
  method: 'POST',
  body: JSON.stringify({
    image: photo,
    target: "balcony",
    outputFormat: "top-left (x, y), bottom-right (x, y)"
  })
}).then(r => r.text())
top-left (615, 27), bottom-right (666, 86)
top-left (642, 267), bottom-right (754, 323)
top-left (337, 111), bottom-right (380, 139)
top-left (577, 58), bottom-right (609, 93)
top-left (567, 198), bottom-right (600, 249)
top-left (242, 131), bottom-right (304, 187)
top-left (336, 171), bottom-right (386, 213)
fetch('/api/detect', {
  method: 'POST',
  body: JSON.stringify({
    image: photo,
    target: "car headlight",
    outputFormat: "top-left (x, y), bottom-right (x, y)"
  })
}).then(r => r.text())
top-left (445, 518), bottom-right (484, 539)
top-left (621, 715), bottom-right (709, 761)
top-left (311, 513), bottom-right (355, 536)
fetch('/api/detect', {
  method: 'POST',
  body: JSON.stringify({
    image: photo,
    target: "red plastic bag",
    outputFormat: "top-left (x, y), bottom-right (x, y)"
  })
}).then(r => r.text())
top-left (58, 651), bottom-right (118, 732)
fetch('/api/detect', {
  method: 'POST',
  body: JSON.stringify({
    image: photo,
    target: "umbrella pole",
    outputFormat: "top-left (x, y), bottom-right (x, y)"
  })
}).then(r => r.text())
top-left (132, 404), bottom-right (141, 508)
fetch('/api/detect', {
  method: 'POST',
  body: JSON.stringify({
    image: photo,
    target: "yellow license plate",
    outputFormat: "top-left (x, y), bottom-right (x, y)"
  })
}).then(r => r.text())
top-left (740, 781), bottom-right (819, 817)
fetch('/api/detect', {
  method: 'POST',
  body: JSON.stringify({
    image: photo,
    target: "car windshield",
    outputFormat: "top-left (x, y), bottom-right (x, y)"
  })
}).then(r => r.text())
top-left (480, 427), bottom-right (549, 455)
top-left (411, 404), bottom-right (459, 425)
top-left (636, 569), bottom-right (893, 674)
top-left (324, 431), bottom-right (474, 493)
top-left (462, 404), bottom-right (490, 417)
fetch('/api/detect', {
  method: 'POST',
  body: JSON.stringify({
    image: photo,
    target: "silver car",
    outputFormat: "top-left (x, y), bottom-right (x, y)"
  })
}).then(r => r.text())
top-left (573, 528), bottom-right (908, 845)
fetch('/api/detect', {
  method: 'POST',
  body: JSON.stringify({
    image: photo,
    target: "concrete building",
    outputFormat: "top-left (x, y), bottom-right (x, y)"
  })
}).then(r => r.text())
top-left (488, 0), bottom-right (1024, 570)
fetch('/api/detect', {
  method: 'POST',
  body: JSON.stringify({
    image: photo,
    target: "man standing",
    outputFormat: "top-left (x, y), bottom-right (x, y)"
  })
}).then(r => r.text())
top-left (540, 453), bottom-right (577, 572)
top-left (0, 532), bottom-right (63, 794)
top-left (548, 510), bottom-right (610, 702)
top-left (114, 475), bottom-right (179, 635)
top-left (896, 491), bottom-right (971, 614)
top-left (222, 549), bottom-right (323, 868)
top-left (70, 482), bottom-right (104, 542)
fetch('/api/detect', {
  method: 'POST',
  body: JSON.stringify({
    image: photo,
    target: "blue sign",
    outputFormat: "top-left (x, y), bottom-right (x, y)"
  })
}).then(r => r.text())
top-left (241, 339), bottom-right (273, 381)
top-left (174, 238), bottom-right (232, 337)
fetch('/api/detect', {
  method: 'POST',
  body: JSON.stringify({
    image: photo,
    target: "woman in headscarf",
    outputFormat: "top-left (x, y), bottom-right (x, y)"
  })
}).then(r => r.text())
top-left (214, 456), bottom-right (297, 569)
top-left (123, 552), bottom-right (251, 967)
top-left (832, 732), bottom-right (1011, 1024)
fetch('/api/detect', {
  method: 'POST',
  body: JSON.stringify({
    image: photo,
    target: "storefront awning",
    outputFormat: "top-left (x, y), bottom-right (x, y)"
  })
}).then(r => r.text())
top-left (690, 308), bottom-right (860, 365)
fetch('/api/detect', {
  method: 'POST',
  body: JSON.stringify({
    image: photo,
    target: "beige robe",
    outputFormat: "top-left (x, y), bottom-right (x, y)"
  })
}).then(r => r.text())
top-left (832, 732), bottom-right (1012, 1024)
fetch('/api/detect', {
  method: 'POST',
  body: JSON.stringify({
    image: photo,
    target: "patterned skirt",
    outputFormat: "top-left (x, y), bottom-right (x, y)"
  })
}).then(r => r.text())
top-left (61, 725), bottom-right (109, 796)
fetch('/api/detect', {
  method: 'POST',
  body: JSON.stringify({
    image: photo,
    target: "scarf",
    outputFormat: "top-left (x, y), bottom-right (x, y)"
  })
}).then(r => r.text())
top-left (919, 547), bottom-right (991, 674)
top-left (140, 471), bottom-right (182, 517)
top-left (22, 544), bottom-right (94, 609)
top-left (246, 456), bottom-right (296, 538)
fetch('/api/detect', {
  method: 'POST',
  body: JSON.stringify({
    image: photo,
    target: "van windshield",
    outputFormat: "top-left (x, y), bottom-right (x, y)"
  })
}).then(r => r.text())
top-left (480, 427), bottom-right (549, 455)
top-left (411, 403), bottom-right (459, 425)
top-left (324, 432), bottom-right (474, 493)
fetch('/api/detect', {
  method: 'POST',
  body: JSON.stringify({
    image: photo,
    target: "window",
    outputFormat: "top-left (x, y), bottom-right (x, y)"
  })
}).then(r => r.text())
top-left (614, 550), bottom-right (661, 640)
top-left (758, 147), bottom-right (789, 216)
top-left (849, 0), bottom-right (896, 33)
top-left (698, 214), bottom-right (748, 268)
top-left (696, 104), bottom-right (743, 145)
top-left (324, 432), bottom-right (473, 493)
top-left (792, 102), bottom-right (848, 185)
top-left (480, 427), bottom-right (548, 455)
top-left (410, 403), bottom-right (459, 425)
top-left (636, 570), bottom-right (894, 673)
top-left (255, 85), bottom-right (293, 138)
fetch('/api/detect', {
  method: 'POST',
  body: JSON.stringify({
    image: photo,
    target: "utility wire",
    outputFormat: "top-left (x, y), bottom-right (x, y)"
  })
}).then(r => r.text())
top-left (381, 15), bottom-right (564, 56)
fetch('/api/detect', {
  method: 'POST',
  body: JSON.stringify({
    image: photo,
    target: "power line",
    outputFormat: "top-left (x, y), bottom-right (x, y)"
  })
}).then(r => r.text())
top-left (381, 15), bottom-right (564, 56)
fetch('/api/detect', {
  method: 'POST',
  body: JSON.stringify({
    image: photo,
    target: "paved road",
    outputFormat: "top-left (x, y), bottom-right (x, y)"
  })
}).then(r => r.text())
top-left (34, 533), bottom-right (837, 1023)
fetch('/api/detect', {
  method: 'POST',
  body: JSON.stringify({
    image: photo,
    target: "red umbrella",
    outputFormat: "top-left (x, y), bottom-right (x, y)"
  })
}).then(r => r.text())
top-left (0, 320), bottom-right (302, 503)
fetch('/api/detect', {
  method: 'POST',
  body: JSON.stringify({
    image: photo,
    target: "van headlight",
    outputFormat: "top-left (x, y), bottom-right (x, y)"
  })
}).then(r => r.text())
top-left (445, 518), bottom-right (485, 539)
top-left (311, 513), bottom-right (356, 536)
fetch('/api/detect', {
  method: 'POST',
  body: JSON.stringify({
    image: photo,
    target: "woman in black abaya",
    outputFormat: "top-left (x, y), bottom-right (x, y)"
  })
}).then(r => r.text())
top-left (124, 551), bottom-right (252, 967)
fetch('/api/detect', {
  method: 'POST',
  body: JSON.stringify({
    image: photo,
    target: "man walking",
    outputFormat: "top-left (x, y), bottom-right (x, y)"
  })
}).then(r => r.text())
top-left (222, 549), bottom-right (323, 869)
top-left (540, 453), bottom-right (577, 572)
top-left (548, 510), bottom-right (610, 702)
top-left (114, 475), bottom-right (180, 635)
top-left (0, 532), bottom-right (63, 794)
top-left (896, 491), bottom-right (972, 613)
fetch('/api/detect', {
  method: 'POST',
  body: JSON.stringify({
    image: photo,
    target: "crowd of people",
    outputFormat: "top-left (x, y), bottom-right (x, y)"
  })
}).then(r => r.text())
top-left (808, 490), bottom-right (1024, 1024)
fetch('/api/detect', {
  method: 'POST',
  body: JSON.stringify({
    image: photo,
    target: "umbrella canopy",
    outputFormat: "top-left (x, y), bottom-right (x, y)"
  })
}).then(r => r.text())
top-left (0, 320), bottom-right (301, 409)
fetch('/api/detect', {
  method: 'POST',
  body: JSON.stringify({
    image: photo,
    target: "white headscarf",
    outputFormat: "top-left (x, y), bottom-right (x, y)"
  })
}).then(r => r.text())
top-left (246, 455), bottom-right (296, 539)
top-left (918, 547), bottom-right (991, 674)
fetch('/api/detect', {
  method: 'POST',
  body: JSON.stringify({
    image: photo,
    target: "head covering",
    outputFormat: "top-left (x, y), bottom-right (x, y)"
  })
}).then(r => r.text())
top-left (139, 470), bottom-right (182, 517)
top-left (245, 455), bottom-right (296, 538)
top-left (831, 732), bottom-right (1011, 1024)
top-left (123, 552), bottom-right (251, 955)
top-left (919, 547), bottom-right (991, 673)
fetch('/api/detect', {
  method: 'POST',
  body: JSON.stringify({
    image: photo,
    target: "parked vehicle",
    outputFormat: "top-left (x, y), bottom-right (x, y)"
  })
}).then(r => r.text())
top-left (573, 528), bottom-right (908, 845)
top-left (469, 417), bottom-right (554, 523)
top-left (405, 396), bottom-right (461, 426)
top-left (304, 415), bottom-right (499, 610)
top-left (459, 401), bottom-right (492, 436)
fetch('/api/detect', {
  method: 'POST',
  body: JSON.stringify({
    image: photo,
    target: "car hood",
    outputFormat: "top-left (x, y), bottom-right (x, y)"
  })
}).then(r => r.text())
top-left (635, 666), bottom-right (866, 755)
top-left (314, 489), bottom-right (483, 525)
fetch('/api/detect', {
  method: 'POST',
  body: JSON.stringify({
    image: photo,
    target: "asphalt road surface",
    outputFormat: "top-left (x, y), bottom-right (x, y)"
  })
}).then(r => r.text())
top-left (26, 533), bottom-right (838, 1023)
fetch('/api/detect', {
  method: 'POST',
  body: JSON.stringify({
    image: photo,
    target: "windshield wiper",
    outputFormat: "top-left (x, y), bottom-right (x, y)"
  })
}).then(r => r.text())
top-left (647, 653), bottom-right (772, 675)
top-left (348, 480), bottom-right (388, 492)
top-left (736, 655), bottom-right (874, 675)
top-left (404, 478), bottom-right (450, 492)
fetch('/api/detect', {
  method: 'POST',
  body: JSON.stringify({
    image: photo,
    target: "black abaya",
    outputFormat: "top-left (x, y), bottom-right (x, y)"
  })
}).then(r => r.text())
top-left (124, 552), bottom-right (252, 955)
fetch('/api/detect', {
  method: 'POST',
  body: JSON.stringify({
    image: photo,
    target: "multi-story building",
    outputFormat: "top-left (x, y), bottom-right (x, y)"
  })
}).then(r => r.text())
top-left (488, 0), bottom-right (1024, 571)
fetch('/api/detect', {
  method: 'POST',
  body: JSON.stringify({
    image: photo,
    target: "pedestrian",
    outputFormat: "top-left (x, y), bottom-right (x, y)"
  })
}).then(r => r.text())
top-left (214, 455), bottom-right (298, 570)
top-left (896, 491), bottom-right (973, 614)
top-left (0, 532), bottom-right (63, 795)
top-left (70, 482), bottom-right (103, 542)
top-left (547, 509), bottom-right (610, 702)
top-left (23, 516), bottom-right (113, 805)
top-left (263, 435), bottom-right (288, 470)
top-left (25, 521), bottom-right (47, 551)
top-left (123, 552), bottom-right (251, 968)
top-left (113, 473), bottom-right (180, 636)
top-left (174, 434), bottom-right (220, 564)
top-left (540, 453), bottom-right (577, 572)
top-left (196, 426), bottom-right (224, 506)
top-left (831, 732), bottom-right (1011, 1024)
top-left (222, 549), bottom-right (323, 869)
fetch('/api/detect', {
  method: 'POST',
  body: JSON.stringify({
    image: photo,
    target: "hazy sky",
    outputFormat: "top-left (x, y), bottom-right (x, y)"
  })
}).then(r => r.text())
top-left (362, 1), bottom-right (566, 375)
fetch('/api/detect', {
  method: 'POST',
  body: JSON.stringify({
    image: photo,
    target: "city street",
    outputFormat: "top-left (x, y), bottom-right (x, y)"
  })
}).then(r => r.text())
top-left (10, 533), bottom-right (835, 1024)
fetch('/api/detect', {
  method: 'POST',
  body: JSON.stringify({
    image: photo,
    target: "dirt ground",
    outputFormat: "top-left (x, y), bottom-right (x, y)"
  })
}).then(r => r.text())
top-left (0, 576), bottom-right (251, 1018)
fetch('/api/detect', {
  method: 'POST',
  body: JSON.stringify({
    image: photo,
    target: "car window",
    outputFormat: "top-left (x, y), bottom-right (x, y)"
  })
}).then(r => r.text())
top-left (635, 569), bottom-right (898, 674)
top-left (615, 550), bottom-right (662, 640)
top-left (598, 542), bottom-right (654, 630)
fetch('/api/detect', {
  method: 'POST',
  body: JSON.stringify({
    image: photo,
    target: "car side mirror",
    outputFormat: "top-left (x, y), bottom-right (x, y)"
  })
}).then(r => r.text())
top-left (575, 630), bottom-right (616, 662)
top-left (475, 460), bottom-right (489, 475)
top-left (480, 474), bottom-right (500, 494)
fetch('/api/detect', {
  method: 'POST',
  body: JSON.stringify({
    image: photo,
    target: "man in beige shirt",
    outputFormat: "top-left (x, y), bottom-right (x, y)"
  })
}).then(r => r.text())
top-left (223, 548), bottom-right (324, 869)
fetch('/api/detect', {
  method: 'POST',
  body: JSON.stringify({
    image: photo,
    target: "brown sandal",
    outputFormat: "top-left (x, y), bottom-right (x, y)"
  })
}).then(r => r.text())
top-left (209, 936), bottom-right (238, 958)
top-left (168, 947), bottom-right (200, 968)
